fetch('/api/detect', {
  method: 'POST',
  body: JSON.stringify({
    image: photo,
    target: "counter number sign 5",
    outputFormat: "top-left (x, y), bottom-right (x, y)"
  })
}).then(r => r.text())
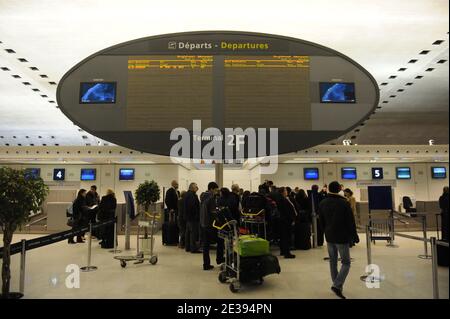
top-left (372, 167), bottom-right (383, 180)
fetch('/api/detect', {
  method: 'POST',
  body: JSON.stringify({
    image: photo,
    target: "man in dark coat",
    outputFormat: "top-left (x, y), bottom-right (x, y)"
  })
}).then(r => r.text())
top-left (184, 182), bottom-right (201, 253)
top-left (86, 185), bottom-right (100, 237)
top-left (319, 181), bottom-right (359, 299)
top-left (165, 180), bottom-right (180, 215)
top-left (439, 186), bottom-right (449, 241)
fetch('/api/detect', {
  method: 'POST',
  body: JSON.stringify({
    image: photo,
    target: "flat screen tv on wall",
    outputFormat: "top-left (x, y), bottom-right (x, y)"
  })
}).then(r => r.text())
top-left (79, 82), bottom-right (116, 104)
top-left (341, 167), bottom-right (357, 180)
top-left (431, 167), bottom-right (447, 179)
top-left (80, 168), bottom-right (96, 181)
top-left (304, 168), bottom-right (319, 180)
top-left (119, 168), bottom-right (135, 181)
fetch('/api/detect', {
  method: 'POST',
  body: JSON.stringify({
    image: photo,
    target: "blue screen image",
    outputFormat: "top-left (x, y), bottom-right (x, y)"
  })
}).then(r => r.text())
top-left (81, 169), bottom-right (96, 181)
top-left (119, 169), bottom-right (135, 181)
top-left (341, 167), bottom-right (357, 180)
top-left (304, 168), bottom-right (319, 180)
top-left (432, 167), bottom-right (446, 179)
top-left (25, 168), bottom-right (40, 179)
top-left (320, 82), bottom-right (356, 103)
top-left (396, 167), bottom-right (411, 179)
top-left (80, 82), bottom-right (116, 103)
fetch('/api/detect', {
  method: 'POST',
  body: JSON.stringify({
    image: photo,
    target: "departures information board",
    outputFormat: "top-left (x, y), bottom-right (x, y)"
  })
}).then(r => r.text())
top-left (126, 55), bottom-right (310, 131)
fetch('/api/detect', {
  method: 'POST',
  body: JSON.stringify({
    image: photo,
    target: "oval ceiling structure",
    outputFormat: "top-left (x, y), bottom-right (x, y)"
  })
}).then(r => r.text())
top-left (57, 31), bottom-right (379, 158)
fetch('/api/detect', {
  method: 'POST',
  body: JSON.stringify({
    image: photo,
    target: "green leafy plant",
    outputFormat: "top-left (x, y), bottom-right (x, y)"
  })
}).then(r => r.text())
top-left (135, 180), bottom-right (160, 211)
top-left (0, 167), bottom-right (48, 298)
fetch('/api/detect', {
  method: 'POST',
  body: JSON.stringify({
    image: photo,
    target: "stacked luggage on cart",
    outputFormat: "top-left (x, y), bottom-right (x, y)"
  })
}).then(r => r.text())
top-left (215, 204), bottom-right (281, 293)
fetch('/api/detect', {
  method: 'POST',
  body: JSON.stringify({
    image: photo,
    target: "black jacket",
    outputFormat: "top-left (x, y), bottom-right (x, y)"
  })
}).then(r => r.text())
top-left (184, 190), bottom-right (200, 222)
top-left (319, 193), bottom-right (359, 244)
top-left (86, 191), bottom-right (99, 206)
top-left (98, 194), bottom-right (117, 221)
top-left (219, 192), bottom-right (240, 222)
top-left (165, 187), bottom-right (179, 212)
top-left (73, 196), bottom-right (88, 221)
top-left (439, 193), bottom-right (449, 214)
top-left (278, 196), bottom-right (297, 224)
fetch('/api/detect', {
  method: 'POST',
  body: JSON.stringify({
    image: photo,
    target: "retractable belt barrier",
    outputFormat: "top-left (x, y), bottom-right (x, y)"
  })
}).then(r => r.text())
top-left (0, 218), bottom-right (115, 259)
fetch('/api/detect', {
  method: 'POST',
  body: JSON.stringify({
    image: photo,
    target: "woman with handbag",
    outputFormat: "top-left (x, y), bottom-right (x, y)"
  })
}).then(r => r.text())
top-left (68, 189), bottom-right (88, 244)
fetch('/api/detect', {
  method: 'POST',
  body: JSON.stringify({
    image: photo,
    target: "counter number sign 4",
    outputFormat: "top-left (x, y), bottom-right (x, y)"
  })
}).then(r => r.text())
top-left (53, 168), bottom-right (66, 181)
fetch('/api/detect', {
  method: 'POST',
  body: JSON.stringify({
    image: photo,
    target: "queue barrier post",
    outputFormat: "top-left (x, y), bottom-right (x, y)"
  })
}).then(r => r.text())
top-left (360, 225), bottom-right (382, 283)
top-left (418, 215), bottom-right (432, 259)
top-left (312, 214), bottom-right (318, 249)
top-left (19, 239), bottom-right (26, 295)
top-left (386, 211), bottom-right (398, 248)
top-left (430, 237), bottom-right (439, 299)
top-left (80, 223), bottom-right (98, 272)
top-left (109, 217), bottom-right (122, 254)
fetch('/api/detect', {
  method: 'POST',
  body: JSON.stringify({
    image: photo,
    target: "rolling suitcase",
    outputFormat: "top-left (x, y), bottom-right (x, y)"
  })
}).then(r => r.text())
top-left (294, 222), bottom-right (311, 250)
top-left (162, 209), bottom-right (179, 245)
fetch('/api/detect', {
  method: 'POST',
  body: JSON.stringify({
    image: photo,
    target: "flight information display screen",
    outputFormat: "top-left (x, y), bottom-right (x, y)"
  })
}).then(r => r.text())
top-left (80, 82), bottom-right (116, 104)
top-left (319, 82), bottom-right (356, 103)
top-left (126, 55), bottom-right (310, 131)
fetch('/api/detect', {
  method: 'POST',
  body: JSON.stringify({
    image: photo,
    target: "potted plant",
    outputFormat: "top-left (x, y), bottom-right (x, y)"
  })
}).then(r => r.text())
top-left (135, 180), bottom-right (160, 246)
top-left (0, 167), bottom-right (48, 298)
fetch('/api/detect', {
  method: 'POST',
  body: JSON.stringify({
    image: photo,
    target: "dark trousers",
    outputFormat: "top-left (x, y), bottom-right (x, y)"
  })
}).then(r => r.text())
top-left (201, 227), bottom-right (224, 267)
top-left (178, 219), bottom-right (186, 247)
top-left (316, 217), bottom-right (324, 246)
top-left (101, 224), bottom-right (114, 248)
top-left (185, 221), bottom-right (200, 252)
top-left (442, 212), bottom-right (449, 241)
top-left (279, 219), bottom-right (293, 256)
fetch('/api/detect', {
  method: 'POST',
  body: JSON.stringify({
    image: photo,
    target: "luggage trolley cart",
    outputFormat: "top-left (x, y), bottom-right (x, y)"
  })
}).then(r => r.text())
top-left (215, 219), bottom-right (243, 293)
top-left (240, 209), bottom-right (266, 239)
top-left (114, 211), bottom-right (161, 268)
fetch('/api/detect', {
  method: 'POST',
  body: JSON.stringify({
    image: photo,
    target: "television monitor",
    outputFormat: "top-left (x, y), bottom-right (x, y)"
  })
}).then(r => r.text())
top-left (304, 168), bottom-right (319, 180)
top-left (341, 167), bottom-right (357, 180)
top-left (119, 168), bottom-right (135, 181)
top-left (79, 82), bottom-right (116, 104)
top-left (319, 82), bottom-right (356, 103)
top-left (80, 168), bottom-right (96, 181)
top-left (53, 168), bottom-right (65, 181)
top-left (396, 167), bottom-right (411, 180)
top-left (431, 167), bottom-right (447, 179)
top-left (372, 167), bottom-right (384, 180)
top-left (25, 168), bottom-right (40, 180)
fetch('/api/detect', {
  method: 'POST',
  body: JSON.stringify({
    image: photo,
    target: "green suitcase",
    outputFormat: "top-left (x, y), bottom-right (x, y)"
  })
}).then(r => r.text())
top-left (235, 235), bottom-right (270, 257)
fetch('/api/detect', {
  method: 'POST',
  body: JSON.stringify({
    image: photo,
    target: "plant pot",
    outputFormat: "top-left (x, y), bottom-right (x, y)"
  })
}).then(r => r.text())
top-left (0, 292), bottom-right (24, 299)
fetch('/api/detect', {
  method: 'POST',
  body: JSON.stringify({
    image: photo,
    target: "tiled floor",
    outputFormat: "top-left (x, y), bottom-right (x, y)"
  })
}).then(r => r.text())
top-left (6, 232), bottom-right (449, 299)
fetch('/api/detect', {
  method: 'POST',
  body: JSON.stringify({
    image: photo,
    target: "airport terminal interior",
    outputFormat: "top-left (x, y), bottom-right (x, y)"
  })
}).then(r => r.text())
top-left (0, 0), bottom-right (449, 300)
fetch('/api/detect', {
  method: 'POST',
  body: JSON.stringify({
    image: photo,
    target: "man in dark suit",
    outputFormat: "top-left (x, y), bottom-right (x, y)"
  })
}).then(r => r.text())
top-left (184, 182), bottom-right (201, 253)
top-left (165, 180), bottom-right (180, 215)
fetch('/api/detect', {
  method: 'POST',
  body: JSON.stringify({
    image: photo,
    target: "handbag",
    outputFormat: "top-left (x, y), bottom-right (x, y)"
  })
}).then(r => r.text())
top-left (67, 218), bottom-right (74, 227)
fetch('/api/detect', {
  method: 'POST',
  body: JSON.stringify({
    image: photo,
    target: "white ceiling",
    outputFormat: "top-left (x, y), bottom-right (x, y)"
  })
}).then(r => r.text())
top-left (0, 0), bottom-right (448, 148)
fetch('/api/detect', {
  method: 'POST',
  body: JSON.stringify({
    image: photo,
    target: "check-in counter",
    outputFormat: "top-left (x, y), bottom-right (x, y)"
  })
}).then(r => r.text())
top-left (46, 202), bottom-right (72, 232)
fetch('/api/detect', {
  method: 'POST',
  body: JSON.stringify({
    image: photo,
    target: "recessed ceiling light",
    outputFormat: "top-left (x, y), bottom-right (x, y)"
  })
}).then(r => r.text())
top-left (12, 74), bottom-right (21, 78)
top-left (25, 136), bottom-right (29, 138)
top-left (22, 82), bottom-right (31, 85)
top-left (389, 75), bottom-right (397, 79)
top-left (51, 136), bottom-right (55, 139)
top-left (39, 74), bottom-right (48, 78)
top-left (49, 100), bottom-right (55, 103)
top-left (17, 58), bottom-right (28, 62)
top-left (380, 82), bottom-right (388, 86)
top-left (376, 106), bottom-right (382, 109)
top-left (82, 135), bottom-right (88, 139)
top-left (415, 75), bottom-right (423, 79)
top-left (419, 50), bottom-right (430, 55)
top-left (32, 88), bottom-right (40, 91)
top-left (48, 81), bottom-right (57, 85)
top-left (405, 82), bottom-right (414, 86)
top-left (55, 143), bottom-right (59, 146)
top-left (408, 59), bottom-right (418, 63)
top-left (398, 68), bottom-right (407, 71)
top-left (432, 40), bottom-right (444, 45)
top-left (38, 136), bottom-right (42, 138)
top-left (397, 89), bottom-right (405, 92)
top-left (390, 95), bottom-right (396, 98)
top-left (5, 49), bottom-right (15, 53)
top-left (425, 68), bottom-right (435, 72)
top-left (382, 101), bottom-right (389, 103)
top-left (1, 67), bottom-right (10, 71)
top-left (40, 94), bottom-right (48, 98)
top-left (29, 66), bottom-right (38, 71)
top-left (437, 59), bottom-right (447, 64)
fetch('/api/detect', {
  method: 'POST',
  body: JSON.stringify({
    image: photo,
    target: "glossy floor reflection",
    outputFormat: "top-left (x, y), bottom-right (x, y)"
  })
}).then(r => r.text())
top-left (8, 232), bottom-right (449, 299)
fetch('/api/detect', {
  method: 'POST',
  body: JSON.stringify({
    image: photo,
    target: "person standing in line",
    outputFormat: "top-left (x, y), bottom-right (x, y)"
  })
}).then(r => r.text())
top-left (277, 187), bottom-right (297, 258)
top-left (68, 189), bottom-right (88, 244)
top-left (439, 186), bottom-right (449, 241)
top-left (184, 183), bottom-right (201, 254)
top-left (177, 191), bottom-right (187, 249)
top-left (200, 182), bottom-right (224, 270)
top-left (310, 184), bottom-right (324, 246)
top-left (86, 185), bottom-right (100, 238)
top-left (98, 189), bottom-right (117, 249)
top-left (229, 184), bottom-right (242, 222)
top-left (165, 180), bottom-right (180, 216)
top-left (319, 181), bottom-right (359, 299)
top-left (344, 188), bottom-right (358, 224)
